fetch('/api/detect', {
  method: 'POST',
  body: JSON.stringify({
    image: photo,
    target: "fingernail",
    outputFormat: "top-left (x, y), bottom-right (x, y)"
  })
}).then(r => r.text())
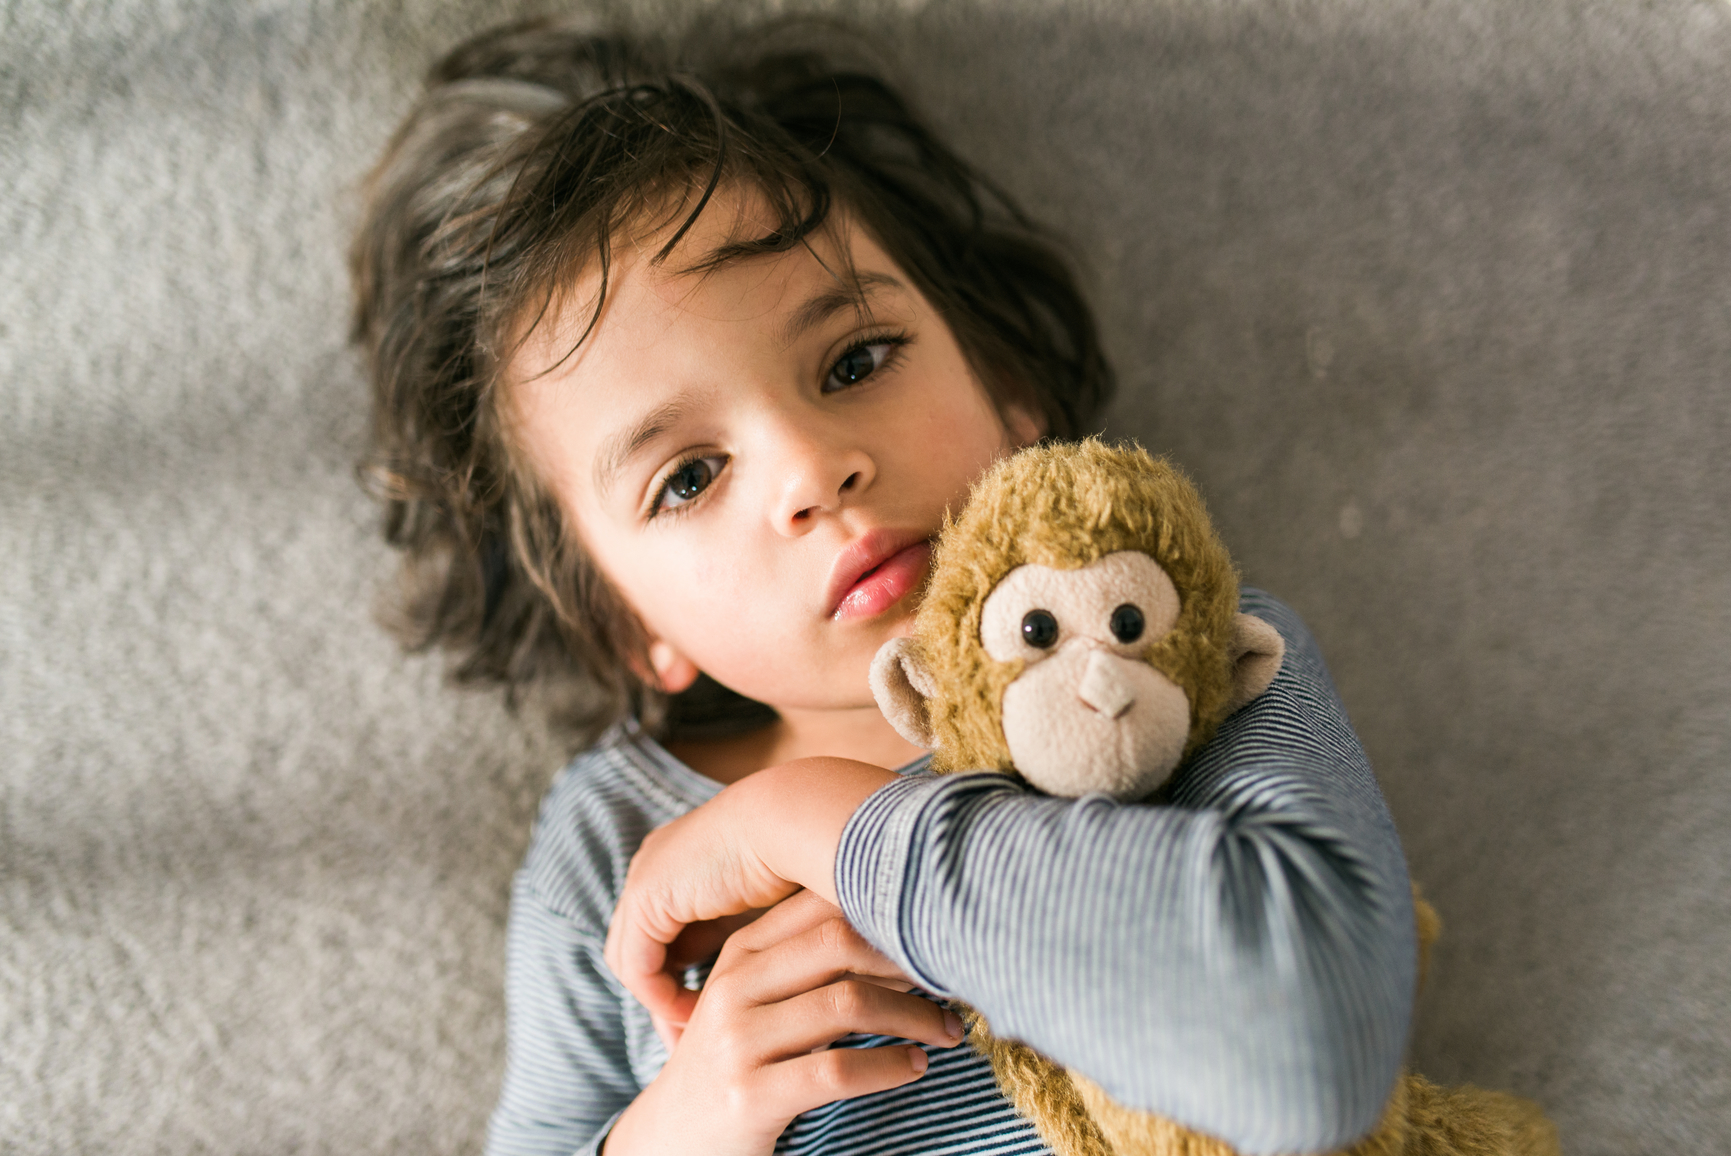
top-left (944, 1011), bottom-right (964, 1041)
top-left (909, 1047), bottom-right (929, 1074)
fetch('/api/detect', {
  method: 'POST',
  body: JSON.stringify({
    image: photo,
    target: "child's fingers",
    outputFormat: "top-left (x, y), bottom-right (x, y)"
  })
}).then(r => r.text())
top-left (756, 1044), bottom-right (931, 1121)
top-left (849, 973), bottom-right (916, 993)
top-left (604, 820), bottom-right (803, 1018)
top-left (755, 979), bottom-right (964, 1054)
top-left (650, 1013), bottom-right (685, 1052)
top-left (720, 887), bottom-right (839, 949)
top-left (665, 909), bottom-right (765, 971)
top-left (634, 912), bottom-right (772, 1030)
top-left (605, 896), bottom-right (700, 1023)
top-left (631, 965), bottom-right (700, 1027)
top-left (611, 891), bottom-right (832, 1024)
top-left (722, 910), bottom-right (911, 1006)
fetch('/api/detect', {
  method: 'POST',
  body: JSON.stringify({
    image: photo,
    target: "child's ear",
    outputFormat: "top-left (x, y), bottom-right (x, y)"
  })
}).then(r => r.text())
top-left (646, 639), bottom-right (701, 694)
top-left (1003, 400), bottom-right (1044, 449)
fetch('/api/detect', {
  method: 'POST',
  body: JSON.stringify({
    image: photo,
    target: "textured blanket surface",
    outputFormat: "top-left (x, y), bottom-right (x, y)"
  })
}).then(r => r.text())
top-left (3, 1), bottom-right (1728, 1152)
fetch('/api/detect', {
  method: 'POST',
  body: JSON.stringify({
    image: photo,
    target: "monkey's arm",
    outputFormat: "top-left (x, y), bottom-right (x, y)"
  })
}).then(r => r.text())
top-left (834, 590), bottom-right (1416, 1156)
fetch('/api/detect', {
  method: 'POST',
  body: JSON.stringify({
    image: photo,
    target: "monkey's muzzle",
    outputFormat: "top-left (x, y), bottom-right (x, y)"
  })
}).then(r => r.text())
top-left (1001, 643), bottom-right (1191, 801)
top-left (1077, 649), bottom-right (1137, 719)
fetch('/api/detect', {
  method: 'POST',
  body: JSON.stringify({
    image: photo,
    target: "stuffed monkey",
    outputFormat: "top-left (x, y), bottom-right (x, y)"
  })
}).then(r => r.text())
top-left (871, 440), bottom-right (1558, 1156)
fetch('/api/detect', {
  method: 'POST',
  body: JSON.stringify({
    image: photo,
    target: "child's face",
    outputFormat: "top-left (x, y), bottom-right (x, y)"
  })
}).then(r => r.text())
top-left (506, 191), bottom-right (1038, 712)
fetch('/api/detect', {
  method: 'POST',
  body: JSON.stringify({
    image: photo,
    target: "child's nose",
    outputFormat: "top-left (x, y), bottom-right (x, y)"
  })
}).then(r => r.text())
top-left (770, 437), bottom-right (875, 533)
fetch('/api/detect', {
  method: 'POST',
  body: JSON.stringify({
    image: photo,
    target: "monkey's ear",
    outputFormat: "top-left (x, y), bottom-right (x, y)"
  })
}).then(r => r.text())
top-left (1225, 613), bottom-right (1286, 713)
top-left (870, 637), bottom-right (939, 750)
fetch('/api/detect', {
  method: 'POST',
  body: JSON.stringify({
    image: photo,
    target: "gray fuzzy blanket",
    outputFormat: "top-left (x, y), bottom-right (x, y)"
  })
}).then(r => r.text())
top-left (4, 1), bottom-right (1728, 1152)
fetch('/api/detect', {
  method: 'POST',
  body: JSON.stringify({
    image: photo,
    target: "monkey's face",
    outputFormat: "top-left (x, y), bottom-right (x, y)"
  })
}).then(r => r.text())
top-left (871, 545), bottom-right (1285, 800)
top-left (978, 551), bottom-right (1192, 799)
top-left (869, 439), bottom-right (1286, 796)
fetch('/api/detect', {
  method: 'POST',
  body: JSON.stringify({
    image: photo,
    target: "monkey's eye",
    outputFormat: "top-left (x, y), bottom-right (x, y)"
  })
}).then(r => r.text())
top-left (1110, 603), bottom-right (1145, 643)
top-left (1021, 609), bottom-right (1059, 649)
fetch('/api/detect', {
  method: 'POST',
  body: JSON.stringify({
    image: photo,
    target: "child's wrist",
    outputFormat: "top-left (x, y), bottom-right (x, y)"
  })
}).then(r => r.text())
top-left (732, 758), bottom-right (898, 906)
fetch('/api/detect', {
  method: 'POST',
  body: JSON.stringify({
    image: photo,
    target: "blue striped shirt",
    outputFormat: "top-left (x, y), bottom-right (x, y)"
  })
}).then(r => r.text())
top-left (486, 591), bottom-right (1414, 1156)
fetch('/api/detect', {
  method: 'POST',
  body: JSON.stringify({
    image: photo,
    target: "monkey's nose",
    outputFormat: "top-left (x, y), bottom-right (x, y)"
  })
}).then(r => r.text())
top-left (1077, 650), bottom-right (1135, 719)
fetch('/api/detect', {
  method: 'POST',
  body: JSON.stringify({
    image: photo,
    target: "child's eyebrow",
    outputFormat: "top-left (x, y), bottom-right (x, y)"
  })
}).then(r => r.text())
top-left (594, 398), bottom-right (689, 501)
top-left (777, 271), bottom-right (905, 349)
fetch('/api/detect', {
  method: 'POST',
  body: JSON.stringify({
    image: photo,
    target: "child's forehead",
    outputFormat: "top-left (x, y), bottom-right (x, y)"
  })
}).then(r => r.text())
top-left (514, 187), bottom-right (915, 367)
top-left (625, 185), bottom-right (892, 308)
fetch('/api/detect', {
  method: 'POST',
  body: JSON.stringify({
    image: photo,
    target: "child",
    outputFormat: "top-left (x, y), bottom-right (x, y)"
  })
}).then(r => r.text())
top-left (351, 15), bottom-right (1416, 1156)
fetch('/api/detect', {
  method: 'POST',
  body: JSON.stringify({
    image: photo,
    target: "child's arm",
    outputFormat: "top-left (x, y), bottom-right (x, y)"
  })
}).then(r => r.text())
top-left (608, 592), bottom-right (1415, 1156)
top-left (835, 592), bottom-right (1416, 1154)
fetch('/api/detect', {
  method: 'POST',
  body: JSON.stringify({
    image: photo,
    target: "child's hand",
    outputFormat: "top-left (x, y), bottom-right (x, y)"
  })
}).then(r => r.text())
top-left (605, 757), bottom-right (899, 1027)
top-left (602, 889), bottom-right (963, 1156)
top-left (605, 789), bottom-right (797, 1029)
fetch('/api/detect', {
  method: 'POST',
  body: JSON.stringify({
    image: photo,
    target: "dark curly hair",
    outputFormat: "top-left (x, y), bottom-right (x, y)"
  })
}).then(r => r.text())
top-left (350, 14), bottom-right (1113, 738)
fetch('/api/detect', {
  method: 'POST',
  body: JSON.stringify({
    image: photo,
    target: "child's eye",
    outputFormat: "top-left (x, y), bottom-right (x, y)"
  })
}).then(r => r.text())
top-left (824, 336), bottom-right (906, 392)
top-left (652, 455), bottom-right (727, 515)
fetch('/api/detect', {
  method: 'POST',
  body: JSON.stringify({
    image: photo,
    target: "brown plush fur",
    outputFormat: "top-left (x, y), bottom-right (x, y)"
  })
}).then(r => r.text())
top-left (959, 1004), bottom-right (1116, 1156)
top-left (913, 442), bottom-right (1559, 1156)
top-left (1070, 1069), bottom-right (1556, 1156)
top-left (911, 439), bottom-right (1241, 774)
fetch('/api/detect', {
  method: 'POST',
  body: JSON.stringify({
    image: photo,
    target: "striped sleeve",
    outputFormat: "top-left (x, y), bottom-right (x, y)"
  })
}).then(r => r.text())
top-left (834, 590), bottom-right (1416, 1156)
top-left (486, 876), bottom-right (634, 1156)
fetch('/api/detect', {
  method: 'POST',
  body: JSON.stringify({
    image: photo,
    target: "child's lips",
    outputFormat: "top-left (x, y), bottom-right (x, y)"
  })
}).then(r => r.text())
top-left (831, 540), bottom-right (933, 622)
